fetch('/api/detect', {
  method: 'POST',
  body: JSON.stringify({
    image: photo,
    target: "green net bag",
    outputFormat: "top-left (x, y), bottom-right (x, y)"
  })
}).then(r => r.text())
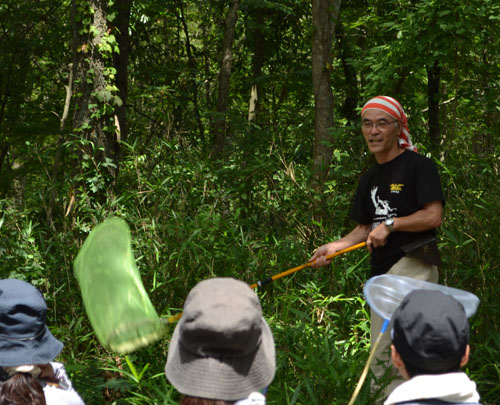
top-left (74, 218), bottom-right (169, 354)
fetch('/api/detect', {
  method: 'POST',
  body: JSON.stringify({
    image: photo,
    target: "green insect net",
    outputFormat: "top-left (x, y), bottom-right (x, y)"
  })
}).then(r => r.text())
top-left (74, 218), bottom-right (169, 354)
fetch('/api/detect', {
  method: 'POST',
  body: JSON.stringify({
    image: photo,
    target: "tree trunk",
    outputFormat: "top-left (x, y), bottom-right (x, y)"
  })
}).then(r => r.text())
top-left (46, 63), bottom-right (74, 227)
top-left (427, 60), bottom-right (441, 148)
top-left (0, 144), bottom-right (8, 195)
top-left (336, 19), bottom-right (358, 124)
top-left (0, 50), bottom-right (30, 197)
top-left (72, 0), bottom-right (120, 181)
top-left (476, 40), bottom-right (496, 158)
top-left (113, 0), bottom-right (131, 151)
top-left (247, 8), bottom-right (266, 123)
top-left (312, 0), bottom-right (341, 189)
top-left (177, 0), bottom-right (204, 143)
top-left (210, 0), bottom-right (240, 159)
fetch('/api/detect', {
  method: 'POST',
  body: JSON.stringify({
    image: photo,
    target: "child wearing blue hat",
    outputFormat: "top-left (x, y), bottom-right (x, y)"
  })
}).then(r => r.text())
top-left (0, 279), bottom-right (85, 405)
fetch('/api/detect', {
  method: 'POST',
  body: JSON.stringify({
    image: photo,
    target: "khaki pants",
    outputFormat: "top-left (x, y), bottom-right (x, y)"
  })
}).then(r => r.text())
top-left (369, 257), bottom-right (438, 403)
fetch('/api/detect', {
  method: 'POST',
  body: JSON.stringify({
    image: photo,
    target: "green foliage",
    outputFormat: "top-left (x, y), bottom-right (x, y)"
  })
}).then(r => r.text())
top-left (0, 202), bottom-right (46, 283)
top-left (0, 0), bottom-right (499, 403)
top-left (267, 280), bottom-right (372, 404)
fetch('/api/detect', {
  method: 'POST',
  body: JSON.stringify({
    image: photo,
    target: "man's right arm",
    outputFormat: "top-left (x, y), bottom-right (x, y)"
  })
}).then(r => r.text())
top-left (309, 224), bottom-right (370, 268)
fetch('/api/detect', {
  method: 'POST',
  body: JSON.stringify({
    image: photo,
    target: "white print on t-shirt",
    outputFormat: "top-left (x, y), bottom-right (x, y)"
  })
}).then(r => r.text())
top-left (371, 186), bottom-right (396, 217)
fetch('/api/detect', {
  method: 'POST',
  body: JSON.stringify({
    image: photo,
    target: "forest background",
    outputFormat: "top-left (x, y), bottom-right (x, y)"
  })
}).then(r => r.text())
top-left (1, 0), bottom-right (499, 403)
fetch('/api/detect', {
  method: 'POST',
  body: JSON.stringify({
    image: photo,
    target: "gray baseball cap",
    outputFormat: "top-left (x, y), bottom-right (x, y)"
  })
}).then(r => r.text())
top-left (392, 289), bottom-right (469, 372)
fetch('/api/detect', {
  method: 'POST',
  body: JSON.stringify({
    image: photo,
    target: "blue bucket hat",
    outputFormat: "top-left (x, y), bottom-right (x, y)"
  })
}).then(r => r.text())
top-left (0, 279), bottom-right (63, 367)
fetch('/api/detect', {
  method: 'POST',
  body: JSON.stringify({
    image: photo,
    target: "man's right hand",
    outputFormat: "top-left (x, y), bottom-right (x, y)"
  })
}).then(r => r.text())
top-left (309, 242), bottom-right (345, 268)
top-left (309, 224), bottom-right (370, 268)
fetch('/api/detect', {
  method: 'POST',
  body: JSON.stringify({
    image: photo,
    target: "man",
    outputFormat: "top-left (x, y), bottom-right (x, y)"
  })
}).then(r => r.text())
top-left (310, 96), bottom-right (445, 398)
top-left (384, 289), bottom-right (481, 404)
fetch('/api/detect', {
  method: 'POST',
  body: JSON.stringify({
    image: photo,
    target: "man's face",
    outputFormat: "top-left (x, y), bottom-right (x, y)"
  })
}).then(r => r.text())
top-left (361, 109), bottom-right (400, 157)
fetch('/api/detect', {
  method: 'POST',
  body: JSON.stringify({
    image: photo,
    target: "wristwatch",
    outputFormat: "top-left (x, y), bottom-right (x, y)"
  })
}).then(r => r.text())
top-left (384, 217), bottom-right (395, 232)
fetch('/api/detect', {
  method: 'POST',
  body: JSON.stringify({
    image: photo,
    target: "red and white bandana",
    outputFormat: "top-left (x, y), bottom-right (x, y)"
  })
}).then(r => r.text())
top-left (361, 96), bottom-right (417, 152)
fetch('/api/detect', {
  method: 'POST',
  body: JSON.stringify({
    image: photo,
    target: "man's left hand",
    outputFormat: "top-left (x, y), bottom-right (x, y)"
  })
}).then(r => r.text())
top-left (366, 223), bottom-right (391, 252)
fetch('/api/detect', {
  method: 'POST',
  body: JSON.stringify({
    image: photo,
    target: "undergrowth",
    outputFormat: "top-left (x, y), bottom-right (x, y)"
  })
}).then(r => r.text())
top-left (0, 135), bottom-right (498, 404)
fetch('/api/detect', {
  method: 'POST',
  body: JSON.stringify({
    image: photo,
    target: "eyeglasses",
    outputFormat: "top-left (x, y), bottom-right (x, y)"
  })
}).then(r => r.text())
top-left (362, 119), bottom-right (398, 130)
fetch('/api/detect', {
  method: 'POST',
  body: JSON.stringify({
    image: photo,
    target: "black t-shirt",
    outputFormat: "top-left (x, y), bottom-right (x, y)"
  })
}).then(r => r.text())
top-left (351, 150), bottom-right (445, 276)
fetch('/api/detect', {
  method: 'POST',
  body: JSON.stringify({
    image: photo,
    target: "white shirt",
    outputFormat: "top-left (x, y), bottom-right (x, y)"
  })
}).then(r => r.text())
top-left (384, 372), bottom-right (480, 405)
top-left (235, 392), bottom-right (266, 405)
top-left (43, 362), bottom-right (85, 405)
